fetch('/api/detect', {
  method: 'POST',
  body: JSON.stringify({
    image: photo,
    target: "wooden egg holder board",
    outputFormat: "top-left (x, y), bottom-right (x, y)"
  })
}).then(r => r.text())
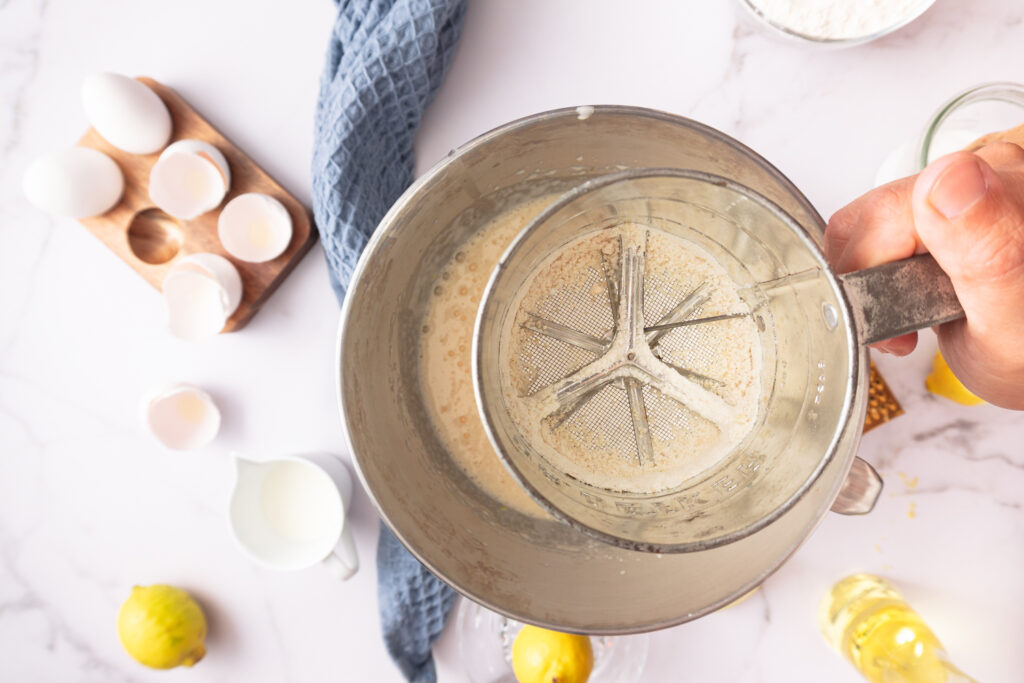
top-left (75, 77), bottom-right (317, 332)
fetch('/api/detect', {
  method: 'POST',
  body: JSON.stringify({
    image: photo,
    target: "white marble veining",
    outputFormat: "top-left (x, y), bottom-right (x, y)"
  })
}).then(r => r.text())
top-left (1, 0), bottom-right (1022, 681)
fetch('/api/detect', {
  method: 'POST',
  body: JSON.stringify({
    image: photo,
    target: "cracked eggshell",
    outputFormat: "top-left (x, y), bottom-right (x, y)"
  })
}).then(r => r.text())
top-left (144, 383), bottom-right (221, 450)
top-left (149, 140), bottom-right (231, 219)
top-left (179, 253), bottom-right (243, 313)
top-left (82, 72), bottom-right (173, 155)
top-left (162, 253), bottom-right (243, 340)
top-left (22, 147), bottom-right (124, 218)
top-left (217, 193), bottom-right (293, 263)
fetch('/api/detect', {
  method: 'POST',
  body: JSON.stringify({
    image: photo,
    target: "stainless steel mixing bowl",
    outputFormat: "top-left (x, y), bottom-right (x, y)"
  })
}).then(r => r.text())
top-left (337, 106), bottom-right (877, 633)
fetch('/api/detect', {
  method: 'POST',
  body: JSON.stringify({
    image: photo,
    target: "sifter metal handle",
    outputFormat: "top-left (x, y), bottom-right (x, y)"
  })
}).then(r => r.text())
top-left (839, 253), bottom-right (965, 346)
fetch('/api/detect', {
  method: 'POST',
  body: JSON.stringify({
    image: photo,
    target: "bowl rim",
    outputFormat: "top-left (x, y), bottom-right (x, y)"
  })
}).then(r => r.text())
top-left (736, 0), bottom-right (937, 48)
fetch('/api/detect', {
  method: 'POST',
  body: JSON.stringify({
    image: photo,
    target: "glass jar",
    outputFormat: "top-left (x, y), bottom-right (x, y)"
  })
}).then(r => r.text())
top-left (917, 82), bottom-right (1024, 170)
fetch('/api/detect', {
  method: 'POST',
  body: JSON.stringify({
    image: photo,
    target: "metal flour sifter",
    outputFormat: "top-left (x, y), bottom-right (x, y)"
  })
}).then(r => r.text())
top-left (474, 168), bottom-right (962, 553)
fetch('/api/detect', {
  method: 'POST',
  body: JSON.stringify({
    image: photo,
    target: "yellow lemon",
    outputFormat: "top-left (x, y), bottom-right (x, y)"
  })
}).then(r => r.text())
top-left (117, 584), bottom-right (207, 669)
top-left (512, 624), bottom-right (593, 683)
top-left (721, 586), bottom-right (759, 610)
top-left (925, 351), bottom-right (985, 406)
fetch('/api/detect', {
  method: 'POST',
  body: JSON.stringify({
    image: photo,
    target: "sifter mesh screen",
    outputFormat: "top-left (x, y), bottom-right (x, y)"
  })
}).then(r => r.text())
top-left (500, 223), bottom-right (763, 493)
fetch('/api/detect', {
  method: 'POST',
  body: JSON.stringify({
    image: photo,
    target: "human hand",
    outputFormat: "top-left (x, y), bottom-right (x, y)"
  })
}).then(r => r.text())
top-left (825, 143), bottom-right (1024, 409)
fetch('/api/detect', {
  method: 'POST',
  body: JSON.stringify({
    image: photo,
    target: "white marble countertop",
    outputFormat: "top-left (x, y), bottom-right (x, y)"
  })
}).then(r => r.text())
top-left (2, 0), bottom-right (1022, 681)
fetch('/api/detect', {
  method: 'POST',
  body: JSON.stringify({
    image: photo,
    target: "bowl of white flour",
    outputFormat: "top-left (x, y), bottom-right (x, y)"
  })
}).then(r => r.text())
top-left (739, 0), bottom-right (936, 47)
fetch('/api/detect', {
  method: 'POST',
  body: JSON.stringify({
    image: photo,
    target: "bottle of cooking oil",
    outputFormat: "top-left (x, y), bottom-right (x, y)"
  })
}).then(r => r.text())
top-left (820, 574), bottom-right (977, 683)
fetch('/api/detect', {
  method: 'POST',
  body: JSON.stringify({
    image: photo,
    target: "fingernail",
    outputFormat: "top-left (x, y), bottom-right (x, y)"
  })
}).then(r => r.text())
top-left (928, 159), bottom-right (988, 218)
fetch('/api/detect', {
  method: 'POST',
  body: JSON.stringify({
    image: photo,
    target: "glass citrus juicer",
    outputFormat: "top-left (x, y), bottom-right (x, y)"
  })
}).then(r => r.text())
top-left (337, 106), bottom-right (964, 632)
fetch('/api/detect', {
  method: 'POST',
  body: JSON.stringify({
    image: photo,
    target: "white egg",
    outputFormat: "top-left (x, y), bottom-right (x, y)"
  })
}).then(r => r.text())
top-left (217, 193), bottom-right (293, 263)
top-left (82, 72), bottom-right (172, 154)
top-left (162, 253), bottom-right (243, 340)
top-left (143, 383), bottom-right (221, 450)
top-left (149, 140), bottom-right (231, 219)
top-left (22, 147), bottom-right (124, 218)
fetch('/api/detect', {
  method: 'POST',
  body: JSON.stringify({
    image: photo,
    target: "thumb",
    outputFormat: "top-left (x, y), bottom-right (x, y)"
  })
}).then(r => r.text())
top-left (911, 151), bottom-right (1024, 325)
top-left (910, 150), bottom-right (1024, 408)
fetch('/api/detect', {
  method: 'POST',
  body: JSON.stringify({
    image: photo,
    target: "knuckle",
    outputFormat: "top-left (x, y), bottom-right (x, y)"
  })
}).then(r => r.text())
top-left (828, 183), bottom-right (906, 235)
top-left (826, 202), bottom-right (858, 237)
top-left (961, 210), bottom-right (1024, 282)
top-left (871, 183), bottom-right (911, 220)
top-left (827, 179), bottom-right (915, 267)
top-left (825, 206), bottom-right (856, 261)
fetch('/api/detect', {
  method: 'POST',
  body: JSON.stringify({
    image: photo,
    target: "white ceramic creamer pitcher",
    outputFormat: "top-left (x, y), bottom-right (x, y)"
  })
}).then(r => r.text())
top-left (228, 452), bottom-right (359, 579)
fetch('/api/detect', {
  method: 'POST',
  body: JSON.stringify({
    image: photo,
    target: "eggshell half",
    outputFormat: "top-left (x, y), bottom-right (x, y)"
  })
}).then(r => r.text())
top-left (82, 72), bottom-right (172, 155)
top-left (161, 253), bottom-right (243, 340)
top-left (22, 147), bottom-right (124, 218)
top-left (149, 140), bottom-right (231, 219)
top-left (144, 383), bottom-right (221, 450)
top-left (179, 253), bottom-right (243, 314)
top-left (163, 271), bottom-right (231, 340)
top-left (217, 193), bottom-right (293, 263)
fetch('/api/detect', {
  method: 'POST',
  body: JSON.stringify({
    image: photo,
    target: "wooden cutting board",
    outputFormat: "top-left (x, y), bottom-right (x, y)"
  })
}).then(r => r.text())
top-left (75, 77), bottom-right (317, 333)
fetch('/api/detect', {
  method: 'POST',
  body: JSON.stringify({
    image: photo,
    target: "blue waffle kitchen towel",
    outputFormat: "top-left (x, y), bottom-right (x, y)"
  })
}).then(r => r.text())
top-left (313, 0), bottom-right (467, 303)
top-left (312, 0), bottom-right (466, 681)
